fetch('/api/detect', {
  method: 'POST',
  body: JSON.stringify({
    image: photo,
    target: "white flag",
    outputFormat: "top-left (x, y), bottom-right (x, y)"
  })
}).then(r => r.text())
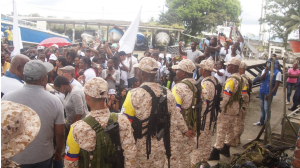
top-left (12, 0), bottom-right (23, 56)
top-left (118, 7), bottom-right (141, 54)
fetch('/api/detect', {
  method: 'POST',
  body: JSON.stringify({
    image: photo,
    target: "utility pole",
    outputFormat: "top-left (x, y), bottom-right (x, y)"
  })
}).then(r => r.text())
top-left (259, 0), bottom-right (264, 43)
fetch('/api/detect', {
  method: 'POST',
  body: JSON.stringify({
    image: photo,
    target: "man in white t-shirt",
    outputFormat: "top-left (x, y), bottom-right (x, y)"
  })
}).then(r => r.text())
top-left (179, 41), bottom-right (203, 63)
top-left (127, 53), bottom-right (138, 88)
top-left (60, 66), bottom-right (83, 89)
top-left (224, 44), bottom-right (242, 79)
top-left (118, 51), bottom-right (130, 88)
top-left (1, 54), bottom-right (30, 98)
top-left (179, 41), bottom-right (203, 78)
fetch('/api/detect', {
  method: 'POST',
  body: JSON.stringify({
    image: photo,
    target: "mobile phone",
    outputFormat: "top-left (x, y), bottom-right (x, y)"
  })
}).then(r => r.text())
top-left (108, 74), bottom-right (111, 77)
top-left (79, 42), bottom-right (82, 47)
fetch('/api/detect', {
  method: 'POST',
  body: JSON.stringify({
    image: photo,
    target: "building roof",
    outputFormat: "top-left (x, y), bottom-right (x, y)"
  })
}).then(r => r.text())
top-left (18, 17), bottom-right (184, 31)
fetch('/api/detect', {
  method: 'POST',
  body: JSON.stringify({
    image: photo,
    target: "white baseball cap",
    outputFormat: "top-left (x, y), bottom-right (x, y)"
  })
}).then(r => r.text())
top-left (37, 46), bottom-right (45, 50)
top-left (49, 54), bottom-right (57, 61)
top-left (108, 89), bottom-right (116, 95)
top-left (52, 44), bottom-right (59, 48)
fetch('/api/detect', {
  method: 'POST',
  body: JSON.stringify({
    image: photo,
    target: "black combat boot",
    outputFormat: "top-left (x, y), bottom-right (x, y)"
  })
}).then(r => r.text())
top-left (220, 143), bottom-right (230, 157)
top-left (208, 147), bottom-right (220, 160)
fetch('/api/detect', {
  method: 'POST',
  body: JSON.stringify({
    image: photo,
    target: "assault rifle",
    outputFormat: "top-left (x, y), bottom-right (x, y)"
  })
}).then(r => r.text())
top-left (104, 122), bottom-right (124, 168)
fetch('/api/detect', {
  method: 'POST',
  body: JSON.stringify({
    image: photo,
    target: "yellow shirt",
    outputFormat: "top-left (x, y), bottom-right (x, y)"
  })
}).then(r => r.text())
top-left (5, 30), bottom-right (13, 41)
top-left (2, 61), bottom-right (10, 74)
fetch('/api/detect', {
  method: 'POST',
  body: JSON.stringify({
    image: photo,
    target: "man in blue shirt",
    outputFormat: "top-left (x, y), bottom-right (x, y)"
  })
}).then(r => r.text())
top-left (254, 59), bottom-right (282, 125)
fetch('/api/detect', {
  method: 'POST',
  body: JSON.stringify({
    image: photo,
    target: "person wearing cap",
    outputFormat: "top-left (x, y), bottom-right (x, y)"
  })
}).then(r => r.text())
top-left (231, 62), bottom-right (251, 146)
top-left (107, 89), bottom-right (119, 112)
top-left (122, 57), bottom-right (189, 168)
top-left (1, 54), bottom-right (30, 97)
top-left (2, 60), bottom-right (65, 167)
top-left (45, 44), bottom-right (59, 61)
top-left (54, 75), bottom-right (88, 133)
top-left (60, 65), bottom-right (83, 89)
top-left (253, 58), bottom-right (282, 126)
top-left (171, 59), bottom-right (198, 167)
top-left (64, 77), bottom-right (136, 167)
top-left (1, 101), bottom-right (41, 167)
top-left (49, 54), bottom-right (58, 67)
top-left (189, 59), bottom-right (220, 165)
top-left (209, 57), bottom-right (248, 160)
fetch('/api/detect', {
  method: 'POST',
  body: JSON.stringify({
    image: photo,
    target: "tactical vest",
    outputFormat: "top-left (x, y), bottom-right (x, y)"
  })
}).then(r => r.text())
top-left (224, 76), bottom-right (244, 114)
top-left (78, 113), bottom-right (120, 168)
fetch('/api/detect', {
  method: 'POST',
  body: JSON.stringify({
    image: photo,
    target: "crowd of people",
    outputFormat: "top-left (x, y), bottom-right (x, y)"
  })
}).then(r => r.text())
top-left (1, 25), bottom-right (300, 168)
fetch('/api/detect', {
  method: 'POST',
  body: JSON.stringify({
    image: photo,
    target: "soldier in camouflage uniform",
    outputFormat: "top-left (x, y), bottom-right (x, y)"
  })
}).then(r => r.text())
top-left (233, 62), bottom-right (250, 146)
top-left (1, 101), bottom-right (41, 168)
top-left (190, 59), bottom-right (218, 166)
top-left (209, 57), bottom-right (249, 160)
top-left (64, 77), bottom-right (137, 168)
top-left (122, 57), bottom-right (191, 168)
top-left (171, 59), bottom-right (198, 168)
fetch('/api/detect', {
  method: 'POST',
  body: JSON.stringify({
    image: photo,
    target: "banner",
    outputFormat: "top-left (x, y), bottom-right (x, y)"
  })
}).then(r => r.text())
top-left (118, 7), bottom-right (141, 54)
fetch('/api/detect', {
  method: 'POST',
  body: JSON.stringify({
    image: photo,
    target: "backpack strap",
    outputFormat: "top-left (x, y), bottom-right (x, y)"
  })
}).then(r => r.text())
top-left (81, 116), bottom-right (103, 167)
top-left (179, 80), bottom-right (197, 130)
top-left (141, 85), bottom-right (157, 98)
top-left (180, 80), bottom-right (196, 109)
top-left (107, 113), bottom-right (118, 126)
top-left (140, 85), bottom-right (161, 159)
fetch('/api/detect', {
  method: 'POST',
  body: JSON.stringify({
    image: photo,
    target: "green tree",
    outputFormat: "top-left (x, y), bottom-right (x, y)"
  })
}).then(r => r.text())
top-left (159, 0), bottom-right (242, 36)
top-left (262, 0), bottom-right (299, 48)
top-left (284, 4), bottom-right (300, 39)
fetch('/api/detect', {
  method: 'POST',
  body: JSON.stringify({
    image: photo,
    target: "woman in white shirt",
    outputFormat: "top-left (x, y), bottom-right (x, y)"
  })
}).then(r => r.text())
top-left (101, 58), bottom-right (120, 90)
top-left (78, 57), bottom-right (96, 84)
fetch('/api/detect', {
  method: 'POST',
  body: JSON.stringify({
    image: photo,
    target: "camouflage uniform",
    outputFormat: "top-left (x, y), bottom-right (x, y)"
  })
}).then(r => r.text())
top-left (122, 57), bottom-right (188, 168)
top-left (234, 62), bottom-right (250, 144)
top-left (1, 101), bottom-right (41, 168)
top-left (171, 59), bottom-right (198, 168)
top-left (214, 59), bottom-right (249, 149)
top-left (191, 60), bottom-right (218, 165)
top-left (64, 77), bottom-right (137, 168)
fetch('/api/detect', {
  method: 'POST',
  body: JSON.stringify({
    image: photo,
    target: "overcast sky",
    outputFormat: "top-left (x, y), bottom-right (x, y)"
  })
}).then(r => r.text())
top-left (1, 0), bottom-right (263, 37)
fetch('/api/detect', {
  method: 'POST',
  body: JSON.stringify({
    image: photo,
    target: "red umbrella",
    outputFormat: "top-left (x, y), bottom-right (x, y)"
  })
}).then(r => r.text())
top-left (37, 37), bottom-right (71, 47)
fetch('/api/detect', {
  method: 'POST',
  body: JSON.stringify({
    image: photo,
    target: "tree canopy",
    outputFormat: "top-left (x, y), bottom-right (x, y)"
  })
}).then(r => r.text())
top-left (158, 0), bottom-right (242, 36)
top-left (262, 0), bottom-right (299, 48)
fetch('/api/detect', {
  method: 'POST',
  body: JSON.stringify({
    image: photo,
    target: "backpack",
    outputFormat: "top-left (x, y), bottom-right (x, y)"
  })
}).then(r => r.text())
top-left (199, 77), bottom-right (222, 131)
top-left (78, 113), bottom-right (123, 168)
top-left (131, 85), bottom-right (171, 167)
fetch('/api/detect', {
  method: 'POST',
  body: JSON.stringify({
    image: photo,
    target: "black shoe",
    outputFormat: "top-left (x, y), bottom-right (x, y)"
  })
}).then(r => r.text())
top-left (208, 147), bottom-right (220, 161)
top-left (288, 108), bottom-right (296, 111)
top-left (220, 143), bottom-right (230, 157)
